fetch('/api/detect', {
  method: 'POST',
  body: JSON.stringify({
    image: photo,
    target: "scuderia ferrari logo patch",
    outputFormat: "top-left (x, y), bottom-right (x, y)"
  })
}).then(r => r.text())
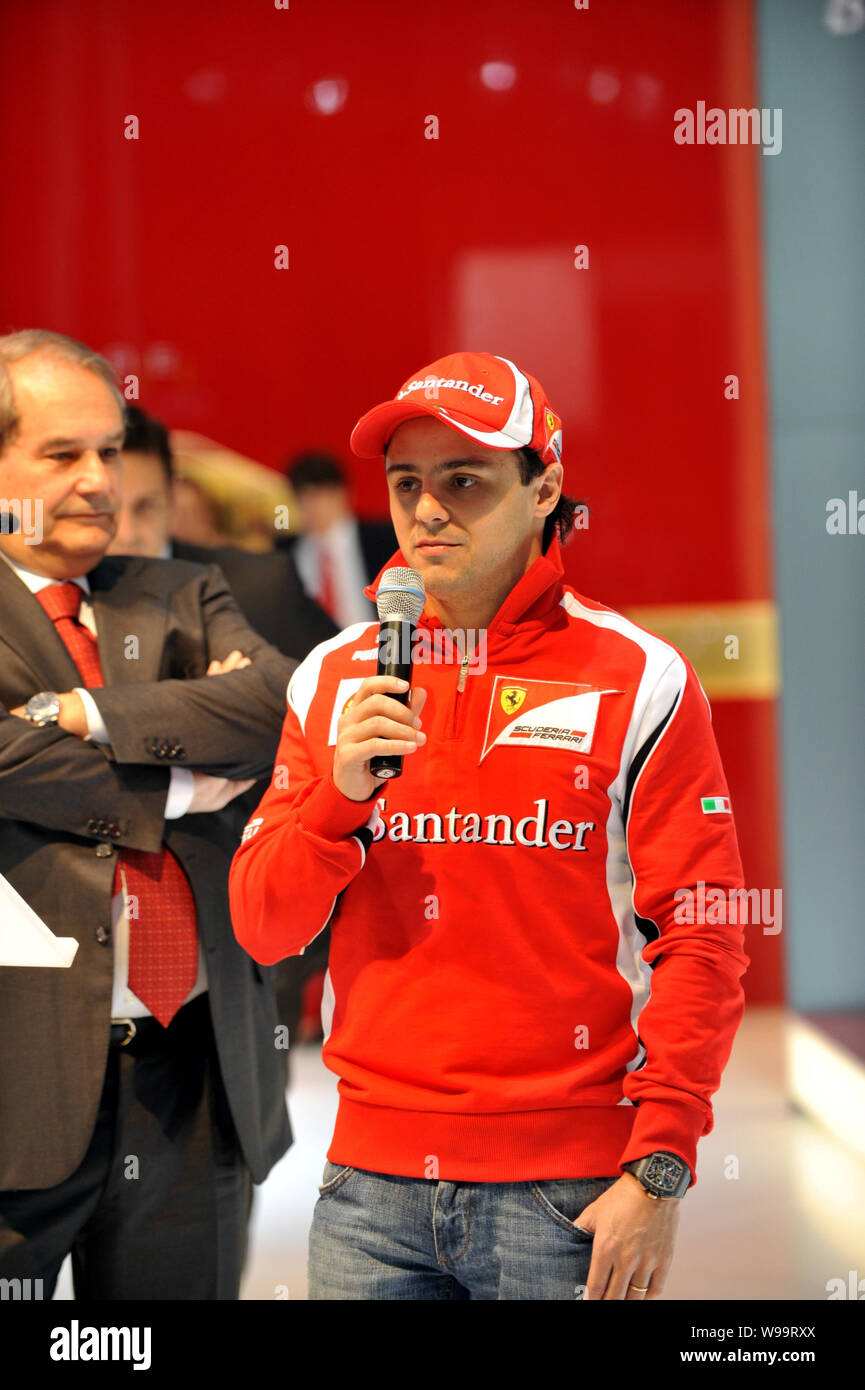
top-left (480, 676), bottom-right (621, 762)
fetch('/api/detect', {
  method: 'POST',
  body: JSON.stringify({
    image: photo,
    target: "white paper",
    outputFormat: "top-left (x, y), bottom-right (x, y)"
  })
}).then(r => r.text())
top-left (0, 871), bottom-right (79, 967)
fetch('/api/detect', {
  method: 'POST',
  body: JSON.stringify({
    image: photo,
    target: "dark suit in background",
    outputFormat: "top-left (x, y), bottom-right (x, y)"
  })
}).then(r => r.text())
top-left (172, 539), bottom-right (338, 659)
top-left (354, 519), bottom-right (399, 587)
top-left (0, 554), bottom-right (295, 1298)
top-left (172, 539), bottom-right (340, 1055)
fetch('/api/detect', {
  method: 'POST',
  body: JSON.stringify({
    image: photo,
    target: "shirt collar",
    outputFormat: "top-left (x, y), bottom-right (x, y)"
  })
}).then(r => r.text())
top-left (0, 546), bottom-right (92, 596)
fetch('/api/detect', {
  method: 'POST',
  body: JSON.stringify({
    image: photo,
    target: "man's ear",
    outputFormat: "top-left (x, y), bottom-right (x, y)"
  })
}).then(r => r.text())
top-left (536, 461), bottom-right (564, 518)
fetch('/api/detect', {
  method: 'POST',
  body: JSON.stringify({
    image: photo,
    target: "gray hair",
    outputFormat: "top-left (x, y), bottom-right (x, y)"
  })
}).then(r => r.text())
top-left (0, 329), bottom-right (125, 453)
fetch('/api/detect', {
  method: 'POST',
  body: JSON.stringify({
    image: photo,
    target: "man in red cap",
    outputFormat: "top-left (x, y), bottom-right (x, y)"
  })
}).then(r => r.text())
top-left (230, 351), bottom-right (749, 1301)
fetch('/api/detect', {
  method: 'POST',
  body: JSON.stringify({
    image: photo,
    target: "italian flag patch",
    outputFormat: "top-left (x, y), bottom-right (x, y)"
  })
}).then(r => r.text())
top-left (701, 796), bottom-right (731, 814)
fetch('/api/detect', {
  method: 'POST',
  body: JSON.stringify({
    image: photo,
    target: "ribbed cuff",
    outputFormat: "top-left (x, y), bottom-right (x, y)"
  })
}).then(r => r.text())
top-left (617, 1099), bottom-right (707, 1187)
top-left (299, 772), bottom-right (380, 841)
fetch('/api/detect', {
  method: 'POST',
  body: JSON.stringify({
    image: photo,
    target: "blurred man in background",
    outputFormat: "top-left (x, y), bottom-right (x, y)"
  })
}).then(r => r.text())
top-left (114, 406), bottom-right (338, 661)
top-left (278, 450), bottom-right (395, 628)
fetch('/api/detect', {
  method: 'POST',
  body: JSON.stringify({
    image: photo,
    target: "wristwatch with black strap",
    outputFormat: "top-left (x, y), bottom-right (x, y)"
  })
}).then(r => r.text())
top-left (621, 1150), bottom-right (692, 1199)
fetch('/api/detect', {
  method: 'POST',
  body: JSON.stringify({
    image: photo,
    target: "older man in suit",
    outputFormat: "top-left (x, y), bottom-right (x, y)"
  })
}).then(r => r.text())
top-left (0, 330), bottom-right (293, 1299)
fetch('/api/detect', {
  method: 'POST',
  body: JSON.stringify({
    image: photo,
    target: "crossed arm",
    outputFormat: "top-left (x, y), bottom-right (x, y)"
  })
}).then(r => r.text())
top-left (7, 650), bottom-right (262, 819)
top-left (1, 564), bottom-right (297, 844)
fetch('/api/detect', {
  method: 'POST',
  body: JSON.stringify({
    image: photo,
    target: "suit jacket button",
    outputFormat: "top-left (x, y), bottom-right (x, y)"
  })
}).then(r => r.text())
top-left (95, 925), bottom-right (111, 945)
top-left (95, 842), bottom-right (114, 857)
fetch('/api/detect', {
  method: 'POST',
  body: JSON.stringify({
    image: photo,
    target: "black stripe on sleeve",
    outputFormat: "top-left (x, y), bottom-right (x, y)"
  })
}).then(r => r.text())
top-left (621, 694), bottom-right (680, 832)
top-left (353, 824), bottom-right (376, 856)
top-left (621, 693), bottom-right (681, 955)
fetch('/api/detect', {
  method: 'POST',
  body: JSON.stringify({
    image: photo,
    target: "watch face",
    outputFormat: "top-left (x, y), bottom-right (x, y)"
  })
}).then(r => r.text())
top-left (644, 1153), bottom-right (686, 1193)
top-left (27, 693), bottom-right (60, 724)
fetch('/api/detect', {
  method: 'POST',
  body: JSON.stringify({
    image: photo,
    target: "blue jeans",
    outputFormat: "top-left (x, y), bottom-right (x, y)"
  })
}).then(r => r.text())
top-left (307, 1161), bottom-right (619, 1300)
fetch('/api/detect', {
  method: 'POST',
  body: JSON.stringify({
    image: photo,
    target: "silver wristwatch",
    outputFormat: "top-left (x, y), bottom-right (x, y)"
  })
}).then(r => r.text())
top-left (24, 691), bottom-right (62, 727)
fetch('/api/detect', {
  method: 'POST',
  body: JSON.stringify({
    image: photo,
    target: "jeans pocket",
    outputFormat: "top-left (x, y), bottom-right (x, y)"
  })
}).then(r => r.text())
top-left (318, 1160), bottom-right (355, 1196)
top-left (529, 1176), bottom-right (617, 1238)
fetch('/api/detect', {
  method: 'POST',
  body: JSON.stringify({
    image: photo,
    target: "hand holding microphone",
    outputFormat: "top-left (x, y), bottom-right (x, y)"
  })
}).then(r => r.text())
top-left (332, 566), bottom-right (427, 802)
top-left (332, 677), bottom-right (427, 801)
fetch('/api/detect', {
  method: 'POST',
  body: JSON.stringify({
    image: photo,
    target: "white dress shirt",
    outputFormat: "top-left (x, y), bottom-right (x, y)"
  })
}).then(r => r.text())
top-left (0, 548), bottom-right (206, 1017)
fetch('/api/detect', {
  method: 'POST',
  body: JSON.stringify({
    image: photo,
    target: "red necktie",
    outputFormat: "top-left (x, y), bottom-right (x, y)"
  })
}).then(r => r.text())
top-left (317, 547), bottom-right (337, 620)
top-left (35, 581), bottom-right (198, 1026)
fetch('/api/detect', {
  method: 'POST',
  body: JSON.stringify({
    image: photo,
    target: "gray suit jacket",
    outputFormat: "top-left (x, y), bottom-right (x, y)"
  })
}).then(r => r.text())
top-left (0, 552), bottom-right (295, 1190)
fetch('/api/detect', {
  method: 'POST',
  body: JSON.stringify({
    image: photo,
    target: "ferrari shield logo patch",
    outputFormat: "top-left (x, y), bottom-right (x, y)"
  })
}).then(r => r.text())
top-left (501, 686), bottom-right (527, 714)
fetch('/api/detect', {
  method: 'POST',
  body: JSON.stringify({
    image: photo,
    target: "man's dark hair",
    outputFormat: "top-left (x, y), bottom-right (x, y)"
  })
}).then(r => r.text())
top-left (123, 403), bottom-right (173, 482)
top-left (516, 446), bottom-right (585, 551)
top-left (285, 450), bottom-right (346, 492)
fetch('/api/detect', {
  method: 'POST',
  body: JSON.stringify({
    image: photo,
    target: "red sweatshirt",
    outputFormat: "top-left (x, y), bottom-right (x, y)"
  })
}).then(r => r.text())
top-left (228, 535), bottom-right (749, 1185)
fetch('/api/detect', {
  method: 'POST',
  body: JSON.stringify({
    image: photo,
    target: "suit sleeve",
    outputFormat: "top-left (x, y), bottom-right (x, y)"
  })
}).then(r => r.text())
top-left (616, 654), bottom-right (750, 1184)
top-left (83, 564), bottom-right (298, 779)
top-left (228, 658), bottom-right (380, 965)
top-left (0, 705), bottom-right (170, 850)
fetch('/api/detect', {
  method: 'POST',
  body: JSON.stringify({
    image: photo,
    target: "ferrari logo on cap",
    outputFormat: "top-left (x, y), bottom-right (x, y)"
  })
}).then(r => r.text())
top-left (501, 687), bottom-right (527, 713)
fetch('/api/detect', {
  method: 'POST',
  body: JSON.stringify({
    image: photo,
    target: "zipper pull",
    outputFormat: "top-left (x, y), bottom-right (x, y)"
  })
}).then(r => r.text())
top-left (456, 655), bottom-right (469, 693)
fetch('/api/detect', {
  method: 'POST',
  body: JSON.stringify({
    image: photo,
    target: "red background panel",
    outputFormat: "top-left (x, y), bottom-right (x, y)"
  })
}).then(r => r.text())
top-left (0, 0), bottom-right (783, 1000)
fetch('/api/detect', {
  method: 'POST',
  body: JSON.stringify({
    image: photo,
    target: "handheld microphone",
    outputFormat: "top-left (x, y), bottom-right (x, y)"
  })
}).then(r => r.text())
top-left (370, 566), bottom-right (426, 781)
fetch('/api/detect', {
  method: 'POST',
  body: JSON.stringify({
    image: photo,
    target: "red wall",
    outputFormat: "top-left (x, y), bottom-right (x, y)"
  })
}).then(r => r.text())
top-left (0, 0), bottom-right (783, 1000)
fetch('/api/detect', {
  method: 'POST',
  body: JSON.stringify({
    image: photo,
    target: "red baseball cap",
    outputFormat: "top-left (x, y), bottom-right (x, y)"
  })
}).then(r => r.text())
top-left (350, 351), bottom-right (563, 467)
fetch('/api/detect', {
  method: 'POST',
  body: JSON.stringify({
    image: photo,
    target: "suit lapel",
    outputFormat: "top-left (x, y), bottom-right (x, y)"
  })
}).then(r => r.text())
top-left (0, 553), bottom-right (168, 692)
top-left (86, 555), bottom-right (168, 685)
